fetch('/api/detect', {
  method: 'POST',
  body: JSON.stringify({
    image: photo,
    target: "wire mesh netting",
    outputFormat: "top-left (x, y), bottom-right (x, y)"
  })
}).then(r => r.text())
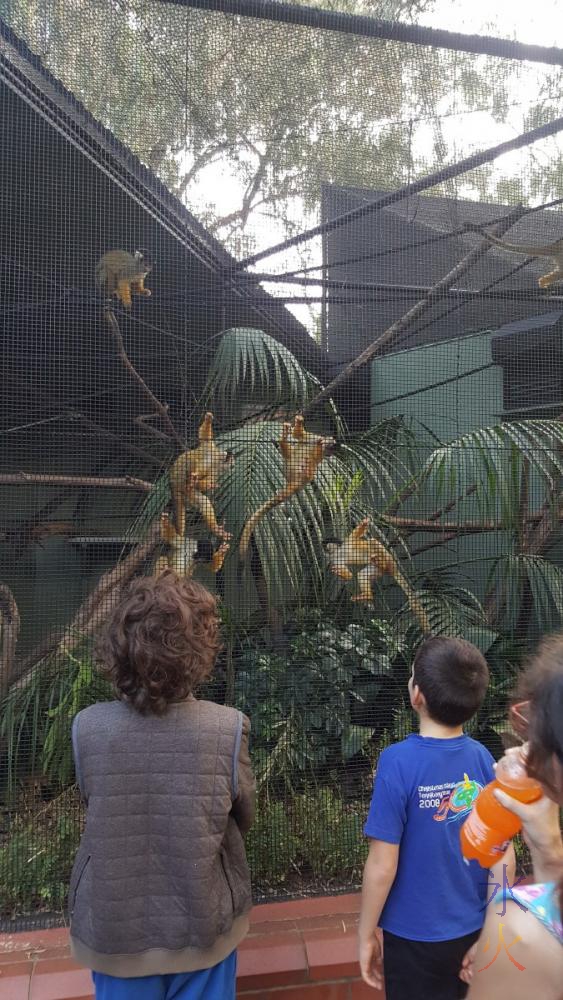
top-left (2, 0), bottom-right (562, 929)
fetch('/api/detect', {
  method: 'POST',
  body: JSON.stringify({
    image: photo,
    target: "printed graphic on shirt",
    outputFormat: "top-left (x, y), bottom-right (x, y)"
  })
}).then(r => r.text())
top-left (417, 773), bottom-right (483, 823)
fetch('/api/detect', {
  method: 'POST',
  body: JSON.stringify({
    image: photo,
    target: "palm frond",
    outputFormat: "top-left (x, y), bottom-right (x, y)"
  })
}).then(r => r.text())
top-left (202, 327), bottom-right (338, 426)
top-left (421, 420), bottom-right (563, 522)
top-left (211, 421), bottom-right (347, 606)
top-left (394, 570), bottom-right (486, 638)
top-left (339, 418), bottom-right (416, 510)
top-left (493, 554), bottom-right (563, 632)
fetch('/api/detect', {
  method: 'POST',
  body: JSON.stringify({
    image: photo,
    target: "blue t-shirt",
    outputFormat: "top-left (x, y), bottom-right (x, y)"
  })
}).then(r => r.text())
top-left (364, 733), bottom-right (496, 942)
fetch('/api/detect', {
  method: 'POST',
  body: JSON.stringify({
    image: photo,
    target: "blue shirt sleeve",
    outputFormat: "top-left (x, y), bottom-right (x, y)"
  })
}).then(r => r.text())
top-left (481, 745), bottom-right (496, 784)
top-left (364, 753), bottom-right (407, 844)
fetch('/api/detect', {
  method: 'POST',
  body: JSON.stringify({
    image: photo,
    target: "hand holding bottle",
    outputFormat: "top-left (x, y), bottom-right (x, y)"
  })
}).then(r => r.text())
top-left (460, 744), bottom-right (543, 868)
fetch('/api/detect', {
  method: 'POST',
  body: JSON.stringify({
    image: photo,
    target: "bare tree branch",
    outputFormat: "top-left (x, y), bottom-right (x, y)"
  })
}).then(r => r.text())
top-left (68, 411), bottom-right (163, 468)
top-left (104, 307), bottom-right (186, 451)
top-left (0, 473), bottom-right (152, 491)
top-left (10, 521), bottom-right (162, 689)
top-left (303, 205), bottom-right (526, 415)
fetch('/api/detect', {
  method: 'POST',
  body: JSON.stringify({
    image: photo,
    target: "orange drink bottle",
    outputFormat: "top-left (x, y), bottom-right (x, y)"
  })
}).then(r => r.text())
top-left (460, 746), bottom-right (542, 868)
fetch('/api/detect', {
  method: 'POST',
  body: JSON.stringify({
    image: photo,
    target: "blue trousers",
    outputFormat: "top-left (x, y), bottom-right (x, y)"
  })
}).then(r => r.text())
top-left (92, 950), bottom-right (237, 999)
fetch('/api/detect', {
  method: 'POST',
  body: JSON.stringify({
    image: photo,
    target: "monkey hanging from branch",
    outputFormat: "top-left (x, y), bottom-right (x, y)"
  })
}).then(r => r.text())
top-left (96, 250), bottom-right (153, 309)
top-left (169, 413), bottom-right (234, 543)
top-left (323, 518), bottom-right (430, 633)
top-left (239, 415), bottom-right (336, 561)
top-left (154, 514), bottom-right (229, 577)
top-left (466, 225), bottom-right (563, 289)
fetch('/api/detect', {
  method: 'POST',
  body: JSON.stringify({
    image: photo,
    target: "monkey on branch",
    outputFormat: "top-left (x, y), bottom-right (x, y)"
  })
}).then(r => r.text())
top-left (465, 225), bottom-right (563, 289)
top-left (239, 415), bottom-right (336, 561)
top-left (96, 250), bottom-right (153, 309)
top-left (154, 514), bottom-right (229, 578)
top-left (169, 413), bottom-right (234, 543)
top-left (323, 518), bottom-right (430, 633)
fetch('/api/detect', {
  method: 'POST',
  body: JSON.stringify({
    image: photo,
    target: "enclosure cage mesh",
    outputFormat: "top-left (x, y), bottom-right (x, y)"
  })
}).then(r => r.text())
top-left (1, 0), bottom-right (563, 930)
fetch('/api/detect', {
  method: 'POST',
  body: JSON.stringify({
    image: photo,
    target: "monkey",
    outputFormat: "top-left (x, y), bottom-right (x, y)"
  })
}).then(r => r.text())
top-left (168, 413), bottom-right (234, 542)
top-left (239, 414), bottom-right (336, 561)
top-left (96, 249), bottom-right (153, 309)
top-left (323, 518), bottom-right (430, 633)
top-left (154, 513), bottom-right (229, 577)
top-left (467, 226), bottom-right (563, 289)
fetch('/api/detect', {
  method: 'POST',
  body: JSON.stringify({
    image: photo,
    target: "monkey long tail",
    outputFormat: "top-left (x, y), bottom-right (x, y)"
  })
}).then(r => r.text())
top-left (484, 233), bottom-right (552, 257)
top-left (393, 568), bottom-right (431, 635)
top-left (239, 485), bottom-right (300, 561)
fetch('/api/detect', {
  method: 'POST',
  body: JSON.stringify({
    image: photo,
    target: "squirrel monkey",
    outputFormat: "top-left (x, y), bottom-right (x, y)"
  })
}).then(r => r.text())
top-left (323, 518), bottom-right (430, 633)
top-left (169, 413), bottom-right (233, 542)
top-left (96, 249), bottom-right (153, 309)
top-left (154, 513), bottom-right (229, 577)
top-left (470, 228), bottom-right (563, 289)
top-left (239, 415), bottom-right (335, 560)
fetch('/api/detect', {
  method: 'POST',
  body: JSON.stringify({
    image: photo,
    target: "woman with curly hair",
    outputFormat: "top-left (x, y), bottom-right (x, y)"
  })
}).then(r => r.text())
top-left (464, 635), bottom-right (563, 999)
top-left (68, 570), bottom-right (255, 1000)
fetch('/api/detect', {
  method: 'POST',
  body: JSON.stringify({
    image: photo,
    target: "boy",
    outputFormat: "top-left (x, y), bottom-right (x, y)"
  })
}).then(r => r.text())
top-left (69, 571), bottom-right (255, 1000)
top-left (358, 636), bottom-right (515, 999)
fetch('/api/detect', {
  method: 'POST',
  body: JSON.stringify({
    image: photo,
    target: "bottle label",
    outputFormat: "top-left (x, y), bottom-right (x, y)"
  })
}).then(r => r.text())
top-left (464, 805), bottom-right (507, 854)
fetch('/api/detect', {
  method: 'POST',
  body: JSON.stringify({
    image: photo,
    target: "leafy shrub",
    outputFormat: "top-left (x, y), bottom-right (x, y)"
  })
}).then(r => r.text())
top-left (235, 611), bottom-right (405, 789)
top-left (0, 787), bottom-right (82, 918)
top-left (247, 786), bottom-right (367, 893)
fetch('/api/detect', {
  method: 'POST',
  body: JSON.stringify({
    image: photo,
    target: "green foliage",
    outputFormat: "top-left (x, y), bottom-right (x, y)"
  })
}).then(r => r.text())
top-left (1, 650), bottom-right (111, 798)
top-left (132, 329), bottom-right (426, 622)
top-left (246, 786), bottom-right (367, 892)
top-left (0, 788), bottom-right (81, 918)
top-left (202, 327), bottom-right (326, 422)
top-left (235, 612), bottom-right (403, 790)
top-left (422, 420), bottom-right (563, 524)
top-left (493, 555), bottom-right (563, 635)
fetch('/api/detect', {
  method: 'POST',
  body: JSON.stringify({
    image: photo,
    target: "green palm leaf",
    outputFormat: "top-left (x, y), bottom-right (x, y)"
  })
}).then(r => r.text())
top-left (202, 327), bottom-right (332, 423)
top-left (394, 570), bottom-right (486, 638)
top-left (494, 554), bottom-right (563, 632)
top-left (421, 420), bottom-right (563, 523)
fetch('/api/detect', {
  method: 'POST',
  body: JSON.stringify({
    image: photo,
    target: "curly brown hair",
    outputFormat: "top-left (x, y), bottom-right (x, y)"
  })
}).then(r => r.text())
top-left (95, 570), bottom-right (221, 715)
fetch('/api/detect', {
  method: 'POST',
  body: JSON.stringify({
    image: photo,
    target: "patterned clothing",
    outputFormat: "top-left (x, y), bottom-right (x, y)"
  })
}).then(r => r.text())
top-left (493, 881), bottom-right (563, 944)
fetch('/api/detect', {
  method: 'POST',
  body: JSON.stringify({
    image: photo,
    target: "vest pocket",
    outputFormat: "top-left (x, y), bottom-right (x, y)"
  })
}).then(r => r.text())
top-left (70, 853), bottom-right (91, 915)
top-left (219, 849), bottom-right (235, 913)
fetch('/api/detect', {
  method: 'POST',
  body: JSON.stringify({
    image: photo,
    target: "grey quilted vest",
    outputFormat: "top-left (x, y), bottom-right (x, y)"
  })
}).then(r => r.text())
top-left (69, 698), bottom-right (253, 959)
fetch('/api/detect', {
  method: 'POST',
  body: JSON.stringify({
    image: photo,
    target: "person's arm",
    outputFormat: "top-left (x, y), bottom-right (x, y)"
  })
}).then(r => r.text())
top-left (358, 839), bottom-right (399, 989)
top-left (358, 757), bottom-right (406, 989)
top-left (466, 894), bottom-right (563, 999)
top-left (230, 713), bottom-right (256, 834)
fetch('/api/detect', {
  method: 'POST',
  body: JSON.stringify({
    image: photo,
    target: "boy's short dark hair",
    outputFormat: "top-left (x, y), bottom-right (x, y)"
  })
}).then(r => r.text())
top-left (412, 636), bottom-right (489, 726)
top-left (96, 570), bottom-right (220, 716)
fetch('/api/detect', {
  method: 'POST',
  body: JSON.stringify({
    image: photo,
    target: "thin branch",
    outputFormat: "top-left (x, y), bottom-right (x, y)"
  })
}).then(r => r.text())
top-left (385, 507), bottom-right (563, 533)
top-left (68, 411), bottom-right (163, 468)
top-left (10, 521), bottom-right (162, 689)
top-left (384, 516), bottom-right (499, 532)
top-left (409, 533), bottom-right (459, 557)
top-left (0, 473), bottom-right (152, 491)
top-left (237, 112), bottom-right (563, 268)
top-left (104, 307), bottom-right (186, 451)
top-left (134, 413), bottom-right (177, 444)
top-left (303, 205), bottom-right (525, 414)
